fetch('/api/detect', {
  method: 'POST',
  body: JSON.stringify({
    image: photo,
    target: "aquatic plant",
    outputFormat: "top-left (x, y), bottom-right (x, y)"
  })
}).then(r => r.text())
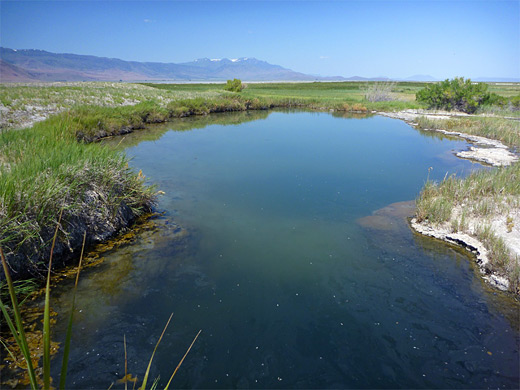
top-left (0, 213), bottom-right (78, 389)
top-left (0, 221), bottom-right (201, 389)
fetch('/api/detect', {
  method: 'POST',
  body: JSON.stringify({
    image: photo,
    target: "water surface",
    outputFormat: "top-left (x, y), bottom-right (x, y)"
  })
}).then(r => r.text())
top-left (51, 111), bottom-right (519, 389)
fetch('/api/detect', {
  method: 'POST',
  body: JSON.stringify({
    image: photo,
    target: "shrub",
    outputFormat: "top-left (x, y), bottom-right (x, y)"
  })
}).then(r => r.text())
top-left (364, 81), bottom-right (396, 102)
top-left (416, 77), bottom-right (491, 113)
top-left (224, 78), bottom-right (244, 93)
top-left (509, 95), bottom-right (520, 111)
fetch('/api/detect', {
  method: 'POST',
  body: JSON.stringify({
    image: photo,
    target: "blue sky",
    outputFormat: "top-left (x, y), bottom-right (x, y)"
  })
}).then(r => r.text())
top-left (1, 0), bottom-right (518, 79)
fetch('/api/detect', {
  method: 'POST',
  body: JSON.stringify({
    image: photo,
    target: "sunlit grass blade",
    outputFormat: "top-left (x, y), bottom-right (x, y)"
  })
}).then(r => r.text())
top-left (43, 209), bottom-right (63, 390)
top-left (164, 330), bottom-right (202, 390)
top-left (150, 376), bottom-right (160, 390)
top-left (140, 313), bottom-right (173, 390)
top-left (0, 246), bottom-right (39, 389)
top-left (58, 230), bottom-right (86, 390)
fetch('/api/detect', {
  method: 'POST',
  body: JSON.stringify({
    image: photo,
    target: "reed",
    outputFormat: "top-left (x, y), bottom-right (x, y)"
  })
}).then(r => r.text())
top-left (0, 214), bottom-right (81, 389)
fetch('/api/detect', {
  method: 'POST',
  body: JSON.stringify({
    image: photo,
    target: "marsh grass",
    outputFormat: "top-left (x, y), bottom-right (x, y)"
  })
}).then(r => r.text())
top-left (0, 112), bottom-right (155, 280)
top-left (416, 164), bottom-right (520, 222)
top-left (416, 116), bottom-right (520, 147)
top-left (0, 279), bottom-right (38, 305)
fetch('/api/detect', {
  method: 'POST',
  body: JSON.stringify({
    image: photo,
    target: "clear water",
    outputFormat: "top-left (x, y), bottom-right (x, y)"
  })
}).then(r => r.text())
top-left (50, 111), bottom-right (519, 389)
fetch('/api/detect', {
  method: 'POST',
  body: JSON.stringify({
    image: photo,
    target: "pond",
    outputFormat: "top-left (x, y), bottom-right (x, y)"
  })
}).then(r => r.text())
top-left (50, 110), bottom-right (519, 389)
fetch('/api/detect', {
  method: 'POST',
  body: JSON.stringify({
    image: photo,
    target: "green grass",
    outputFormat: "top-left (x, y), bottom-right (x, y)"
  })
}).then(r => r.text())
top-left (143, 81), bottom-right (427, 110)
top-left (0, 82), bottom-right (226, 130)
top-left (487, 82), bottom-right (520, 98)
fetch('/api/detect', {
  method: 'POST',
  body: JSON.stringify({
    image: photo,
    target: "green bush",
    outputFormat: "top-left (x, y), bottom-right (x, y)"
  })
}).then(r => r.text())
top-left (509, 95), bottom-right (520, 110)
top-left (416, 77), bottom-right (491, 113)
top-left (224, 78), bottom-right (244, 93)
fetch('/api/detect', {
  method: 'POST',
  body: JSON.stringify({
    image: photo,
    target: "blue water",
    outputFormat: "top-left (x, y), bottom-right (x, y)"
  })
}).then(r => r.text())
top-left (51, 111), bottom-right (519, 389)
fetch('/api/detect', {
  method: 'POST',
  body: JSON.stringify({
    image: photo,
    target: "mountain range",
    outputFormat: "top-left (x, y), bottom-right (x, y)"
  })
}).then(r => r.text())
top-left (0, 48), bottom-right (338, 82)
top-left (1, 48), bottom-right (516, 83)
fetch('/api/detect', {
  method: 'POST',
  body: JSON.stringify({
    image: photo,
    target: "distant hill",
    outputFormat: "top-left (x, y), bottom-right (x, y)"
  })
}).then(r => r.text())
top-left (0, 48), bottom-right (344, 82)
top-left (344, 76), bottom-right (392, 81)
top-left (0, 60), bottom-right (40, 82)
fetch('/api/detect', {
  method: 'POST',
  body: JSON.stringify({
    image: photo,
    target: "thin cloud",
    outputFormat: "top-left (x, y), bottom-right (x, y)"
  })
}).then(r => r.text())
top-left (319, 56), bottom-right (329, 60)
top-left (144, 19), bottom-right (155, 23)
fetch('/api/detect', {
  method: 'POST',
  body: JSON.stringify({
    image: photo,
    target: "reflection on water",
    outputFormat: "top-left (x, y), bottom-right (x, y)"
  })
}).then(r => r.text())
top-left (46, 111), bottom-right (518, 389)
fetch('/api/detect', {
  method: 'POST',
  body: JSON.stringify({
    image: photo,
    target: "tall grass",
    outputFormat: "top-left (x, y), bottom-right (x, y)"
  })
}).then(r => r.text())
top-left (416, 163), bottom-right (520, 222)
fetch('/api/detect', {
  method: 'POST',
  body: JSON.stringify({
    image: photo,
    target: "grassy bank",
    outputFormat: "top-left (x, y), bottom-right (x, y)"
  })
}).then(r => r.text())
top-left (143, 81), bottom-right (426, 111)
top-left (0, 113), bottom-right (156, 281)
top-left (414, 116), bottom-right (520, 292)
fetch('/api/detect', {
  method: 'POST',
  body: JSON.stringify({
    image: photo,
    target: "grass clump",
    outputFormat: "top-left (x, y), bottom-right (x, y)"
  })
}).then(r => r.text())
top-left (416, 164), bottom-right (520, 223)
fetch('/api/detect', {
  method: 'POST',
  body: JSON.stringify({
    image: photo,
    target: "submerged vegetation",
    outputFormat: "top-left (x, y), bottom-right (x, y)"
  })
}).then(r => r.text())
top-left (0, 227), bottom-right (200, 388)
